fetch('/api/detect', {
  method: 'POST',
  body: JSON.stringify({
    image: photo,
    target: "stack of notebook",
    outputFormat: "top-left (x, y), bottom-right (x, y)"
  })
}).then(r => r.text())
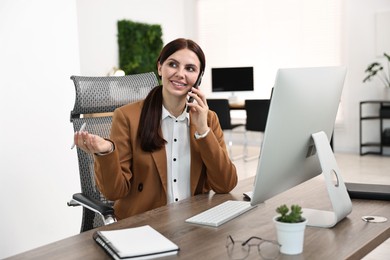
top-left (93, 225), bottom-right (179, 259)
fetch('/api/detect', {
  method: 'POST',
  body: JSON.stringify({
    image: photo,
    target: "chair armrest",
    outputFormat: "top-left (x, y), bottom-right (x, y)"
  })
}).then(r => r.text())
top-left (68, 193), bottom-right (115, 217)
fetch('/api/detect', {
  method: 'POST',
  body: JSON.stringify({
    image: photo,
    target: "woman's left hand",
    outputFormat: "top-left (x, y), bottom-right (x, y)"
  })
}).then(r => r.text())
top-left (187, 87), bottom-right (209, 134)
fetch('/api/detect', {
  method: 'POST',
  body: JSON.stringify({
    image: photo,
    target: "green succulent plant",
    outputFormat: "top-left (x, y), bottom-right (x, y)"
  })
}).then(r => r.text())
top-left (363, 52), bottom-right (390, 88)
top-left (275, 204), bottom-right (305, 223)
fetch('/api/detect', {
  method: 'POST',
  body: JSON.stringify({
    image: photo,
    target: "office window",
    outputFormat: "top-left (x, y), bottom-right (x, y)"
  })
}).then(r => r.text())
top-left (197, 0), bottom-right (344, 98)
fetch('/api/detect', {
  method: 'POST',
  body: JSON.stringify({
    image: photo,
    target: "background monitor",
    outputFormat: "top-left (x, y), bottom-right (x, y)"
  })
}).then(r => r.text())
top-left (211, 67), bottom-right (254, 92)
top-left (249, 66), bottom-right (349, 227)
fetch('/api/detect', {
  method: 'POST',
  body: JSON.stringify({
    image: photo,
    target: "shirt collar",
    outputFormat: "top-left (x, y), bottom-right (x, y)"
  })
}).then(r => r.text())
top-left (162, 105), bottom-right (190, 126)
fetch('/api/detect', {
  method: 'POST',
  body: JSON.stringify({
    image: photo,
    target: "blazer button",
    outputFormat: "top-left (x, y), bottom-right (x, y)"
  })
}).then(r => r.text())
top-left (138, 183), bottom-right (143, 192)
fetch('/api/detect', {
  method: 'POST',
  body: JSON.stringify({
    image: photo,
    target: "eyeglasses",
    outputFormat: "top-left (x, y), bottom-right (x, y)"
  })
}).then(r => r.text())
top-left (226, 235), bottom-right (281, 260)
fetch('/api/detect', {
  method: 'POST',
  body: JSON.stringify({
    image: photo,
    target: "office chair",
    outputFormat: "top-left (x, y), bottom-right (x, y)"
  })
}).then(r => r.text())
top-left (67, 72), bottom-right (158, 232)
top-left (244, 99), bottom-right (270, 161)
top-left (207, 99), bottom-right (245, 159)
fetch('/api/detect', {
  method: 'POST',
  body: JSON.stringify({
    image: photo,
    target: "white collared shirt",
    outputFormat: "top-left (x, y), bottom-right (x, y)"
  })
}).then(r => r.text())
top-left (161, 106), bottom-right (191, 204)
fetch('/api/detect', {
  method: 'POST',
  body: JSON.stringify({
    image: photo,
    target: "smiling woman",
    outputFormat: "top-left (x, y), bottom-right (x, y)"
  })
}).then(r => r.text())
top-left (73, 38), bottom-right (238, 220)
top-left (158, 49), bottom-right (201, 110)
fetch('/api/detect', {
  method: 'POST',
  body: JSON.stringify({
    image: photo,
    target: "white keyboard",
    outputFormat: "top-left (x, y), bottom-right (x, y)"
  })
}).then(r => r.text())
top-left (185, 200), bottom-right (256, 227)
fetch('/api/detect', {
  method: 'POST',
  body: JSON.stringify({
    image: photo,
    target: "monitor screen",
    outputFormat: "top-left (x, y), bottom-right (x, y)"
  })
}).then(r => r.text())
top-left (249, 66), bottom-right (350, 227)
top-left (211, 67), bottom-right (254, 92)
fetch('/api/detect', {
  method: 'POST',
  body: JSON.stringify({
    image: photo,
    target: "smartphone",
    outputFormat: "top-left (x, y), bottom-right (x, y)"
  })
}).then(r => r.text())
top-left (186, 71), bottom-right (204, 113)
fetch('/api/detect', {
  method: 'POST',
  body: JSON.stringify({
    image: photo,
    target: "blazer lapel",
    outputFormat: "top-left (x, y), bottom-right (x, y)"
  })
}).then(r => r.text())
top-left (189, 123), bottom-right (203, 195)
top-left (151, 147), bottom-right (168, 194)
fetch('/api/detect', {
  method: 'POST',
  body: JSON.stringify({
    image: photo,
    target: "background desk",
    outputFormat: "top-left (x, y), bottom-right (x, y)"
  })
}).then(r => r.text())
top-left (9, 176), bottom-right (390, 260)
top-left (229, 101), bottom-right (245, 110)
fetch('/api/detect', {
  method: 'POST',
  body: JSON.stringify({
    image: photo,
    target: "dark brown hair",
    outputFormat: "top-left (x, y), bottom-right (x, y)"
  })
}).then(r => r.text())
top-left (138, 38), bottom-right (206, 152)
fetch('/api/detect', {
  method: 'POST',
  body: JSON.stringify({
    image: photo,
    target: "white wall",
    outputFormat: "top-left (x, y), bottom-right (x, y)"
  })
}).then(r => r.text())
top-left (76, 0), bottom-right (197, 76)
top-left (1, 0), bottom-right (390, 258)
top-left (76, 0), bottom-right (390, 153)
top-left (0, 0), bottom-right (81, 258)
top-left (0, 0), bottom-right (197, 258)
top-left (334, 0), bottom-right (390, 153)
top-left (198, 0), bottom-right (344, 100)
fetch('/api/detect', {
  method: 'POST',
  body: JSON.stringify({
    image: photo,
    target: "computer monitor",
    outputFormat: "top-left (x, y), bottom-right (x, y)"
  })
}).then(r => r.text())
top-left (211, 66), bottom-right (254, 96)
top-left (249, 66), bottom-right (352, 228)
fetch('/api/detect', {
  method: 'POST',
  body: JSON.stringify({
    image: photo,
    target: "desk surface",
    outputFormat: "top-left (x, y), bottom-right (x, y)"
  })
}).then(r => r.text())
top-left (10, 176), bottom-right (390, 260)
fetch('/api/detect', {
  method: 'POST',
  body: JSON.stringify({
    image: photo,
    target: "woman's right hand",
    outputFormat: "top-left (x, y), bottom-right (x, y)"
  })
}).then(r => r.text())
top-left (74, 131), bottom-right (113, 155)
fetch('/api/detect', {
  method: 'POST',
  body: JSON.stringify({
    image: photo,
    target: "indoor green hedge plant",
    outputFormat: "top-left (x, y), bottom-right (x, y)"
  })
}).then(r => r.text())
top-left (117, 20), bottom-right (163, 76)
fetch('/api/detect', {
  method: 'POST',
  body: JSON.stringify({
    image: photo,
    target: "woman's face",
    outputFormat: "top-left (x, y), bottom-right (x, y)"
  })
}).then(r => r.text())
top-left (158, 48), bottom-right (201, 100)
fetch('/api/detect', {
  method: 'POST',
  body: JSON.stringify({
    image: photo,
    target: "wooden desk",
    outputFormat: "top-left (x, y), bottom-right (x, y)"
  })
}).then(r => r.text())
top-left (9, 176), bottom-right (390, 260)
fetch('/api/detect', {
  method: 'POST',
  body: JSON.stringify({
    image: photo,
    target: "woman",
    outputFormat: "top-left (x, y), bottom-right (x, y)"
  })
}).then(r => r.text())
top-left (74, 38), bottom-right (238, 220)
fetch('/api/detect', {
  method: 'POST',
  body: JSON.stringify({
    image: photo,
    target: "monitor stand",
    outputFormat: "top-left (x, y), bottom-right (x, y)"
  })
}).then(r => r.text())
top-left (302, 131), bottom-right (352, 228)
top-left (228, 92), bottom-right (239, 104)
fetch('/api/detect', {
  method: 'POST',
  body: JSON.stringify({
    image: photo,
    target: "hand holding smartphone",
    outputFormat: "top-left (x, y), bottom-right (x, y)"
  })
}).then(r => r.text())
top-left (186, 72), bottom-right (204, 113)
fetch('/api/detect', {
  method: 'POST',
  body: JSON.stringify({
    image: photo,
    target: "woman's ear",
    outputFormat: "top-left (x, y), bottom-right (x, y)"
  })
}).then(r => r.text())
top-left (157, 62), bottom-right (162, 78)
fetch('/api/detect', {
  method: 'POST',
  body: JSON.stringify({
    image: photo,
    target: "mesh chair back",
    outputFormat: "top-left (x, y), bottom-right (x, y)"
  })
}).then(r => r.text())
top-left (70, 72), bottom-right (158, 231)
top-left (245, 99), bottom-right (270, 132)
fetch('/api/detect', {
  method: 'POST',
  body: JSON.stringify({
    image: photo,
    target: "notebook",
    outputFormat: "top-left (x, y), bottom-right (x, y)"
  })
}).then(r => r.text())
top-left (93, 225), bottom-right (179, 259)
top-left (346, 182), bottom-right (390, 201)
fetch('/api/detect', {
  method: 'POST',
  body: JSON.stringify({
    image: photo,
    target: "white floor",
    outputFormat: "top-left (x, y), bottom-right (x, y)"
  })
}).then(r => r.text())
top-left (229, 140), bottom-right (390, 260)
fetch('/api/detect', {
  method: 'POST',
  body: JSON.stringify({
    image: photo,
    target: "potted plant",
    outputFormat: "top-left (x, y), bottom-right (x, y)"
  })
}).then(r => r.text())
top-left (363, 52), bottom-right (390, 88)
top-left (363, 52), bottom-right (390, 118)
top-left (273, 204), bottom-right (308, 255)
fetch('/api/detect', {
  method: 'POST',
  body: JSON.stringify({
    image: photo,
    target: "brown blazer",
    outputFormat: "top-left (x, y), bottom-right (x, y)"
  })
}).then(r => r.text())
top-left (94, 100), bottom-right (238, 220)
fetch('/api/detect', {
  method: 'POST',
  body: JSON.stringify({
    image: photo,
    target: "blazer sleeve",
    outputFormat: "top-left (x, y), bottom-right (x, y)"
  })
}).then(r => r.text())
top-left (193, 111), bottom-right (238, 193)
top-left (93, 106), bottom-right (134, 201)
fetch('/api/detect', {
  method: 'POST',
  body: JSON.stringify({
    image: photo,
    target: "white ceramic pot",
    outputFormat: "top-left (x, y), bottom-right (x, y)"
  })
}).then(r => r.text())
top-left (273, 216), bottom-right (308, 255)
